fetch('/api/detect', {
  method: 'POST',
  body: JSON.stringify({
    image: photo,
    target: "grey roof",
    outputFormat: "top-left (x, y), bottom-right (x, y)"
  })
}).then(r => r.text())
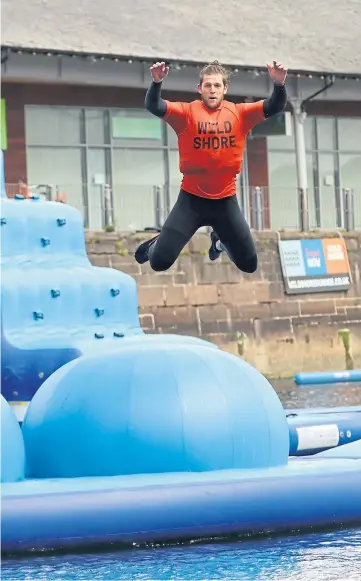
top-left (2, 0), bottom-right (361, 75)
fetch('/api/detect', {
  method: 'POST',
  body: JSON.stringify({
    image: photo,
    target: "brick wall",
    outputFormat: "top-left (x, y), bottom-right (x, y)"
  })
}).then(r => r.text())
top-left (87, 230), bottom-right (361, 378)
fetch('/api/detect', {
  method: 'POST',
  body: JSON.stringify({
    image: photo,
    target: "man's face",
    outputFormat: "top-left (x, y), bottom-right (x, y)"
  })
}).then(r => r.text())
top-left (198, 74), bottom-right (228, 109)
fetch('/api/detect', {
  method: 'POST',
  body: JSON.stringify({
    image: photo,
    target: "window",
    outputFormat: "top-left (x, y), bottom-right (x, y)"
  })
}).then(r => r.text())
top-left (111, 109), bottom-right (163, 147)
top-left (25, 106), bottom-right (168, 230)
top-left (25, 107), bottom-right (82, 145)
top-left (168, 149), bottom-right (182, 206)
top-left (86, 110), bottom-right (108, 145)
top-left (337, 118), bottom-right (361, 151)
top-left (112, 149), bottom-right (165, 230)
top-left (304, 116), bottom-right (316, 150)
top-left (267, 132), bottom-right (295, 151)
top-left (267, 151), bottom-right (316, 229)
top-left (316, 117), bottom-right (336, 151)
top-left (306, 153), bottom-right (318, 229)
top-left (24, 104), bottom-right (361, 232)
top-left (166, 123), bottom-right (179, 149)
top-left (339, 154), bottom-right (361, 228)
top-left (26, 147), bottom-right (84, 214)
top-left (25, 106), bottom-right (85, 220)
top-left (268, 151), bottom-right (299, 230)
top-left (87, 148), bottom-right (109, 230)
top-left (267, 114), bottom-right (361, 230)
top-left (317, 153), bottom-right (338, 229)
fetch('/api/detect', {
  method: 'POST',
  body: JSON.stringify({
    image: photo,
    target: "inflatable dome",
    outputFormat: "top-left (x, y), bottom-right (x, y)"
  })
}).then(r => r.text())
top-left (1, 394), bottom-right (25, 482)
top-left (105, 333), bottom-right (219, 351)
top-left (23, 344), bottom-right (289, 478)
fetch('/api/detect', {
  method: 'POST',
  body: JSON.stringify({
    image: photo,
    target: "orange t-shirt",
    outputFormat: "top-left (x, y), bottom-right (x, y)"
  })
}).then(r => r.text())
top-left (164, 99), bottom-right (265, 199)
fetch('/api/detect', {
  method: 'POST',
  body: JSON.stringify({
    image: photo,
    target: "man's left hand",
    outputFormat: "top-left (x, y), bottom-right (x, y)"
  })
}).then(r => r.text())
top-left (267, 61), bottom-right (287, 85)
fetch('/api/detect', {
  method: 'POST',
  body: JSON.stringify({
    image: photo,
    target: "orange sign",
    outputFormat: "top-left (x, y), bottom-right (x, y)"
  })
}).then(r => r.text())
top-left (322, 238), bottom-right (350, 275)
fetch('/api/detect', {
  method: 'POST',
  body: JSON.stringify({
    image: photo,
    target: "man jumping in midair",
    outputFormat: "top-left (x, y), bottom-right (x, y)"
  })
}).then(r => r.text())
top-left (135, 60), bottom-right (287, 273)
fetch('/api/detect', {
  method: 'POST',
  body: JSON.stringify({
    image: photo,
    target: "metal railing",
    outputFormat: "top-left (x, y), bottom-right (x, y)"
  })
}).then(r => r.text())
top-left (249, 185), bottom-right (360, 232)
top-left (4, 182), bottom-right (360, 233)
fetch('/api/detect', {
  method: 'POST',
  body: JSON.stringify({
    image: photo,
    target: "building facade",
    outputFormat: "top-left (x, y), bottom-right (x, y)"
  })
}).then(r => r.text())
top-left (2, 15), bottom-right (361, 232)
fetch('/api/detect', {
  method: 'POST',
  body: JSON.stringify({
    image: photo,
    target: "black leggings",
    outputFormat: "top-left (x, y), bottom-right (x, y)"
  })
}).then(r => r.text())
top-left (149, 189), bottom-right (257, 273)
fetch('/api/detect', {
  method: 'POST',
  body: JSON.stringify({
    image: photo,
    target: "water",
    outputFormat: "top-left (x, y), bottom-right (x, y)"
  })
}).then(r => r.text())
top-left (2, 381), bottom-right (361, 581)
top-left (3, 529), bottom-right (361, 580)
top-left (272, 379), bottom-right (361, 410)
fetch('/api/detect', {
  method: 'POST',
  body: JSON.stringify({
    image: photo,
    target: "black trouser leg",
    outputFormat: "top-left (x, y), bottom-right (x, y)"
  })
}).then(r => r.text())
top-left (209, 196), bottom-right (258, 273)
top-left (149, 190), bottom-right (202, 271)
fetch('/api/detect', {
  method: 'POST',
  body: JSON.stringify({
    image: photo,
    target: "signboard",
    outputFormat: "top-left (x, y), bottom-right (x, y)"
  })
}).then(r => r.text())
top-left (279, 238), bottom-right (351, 294)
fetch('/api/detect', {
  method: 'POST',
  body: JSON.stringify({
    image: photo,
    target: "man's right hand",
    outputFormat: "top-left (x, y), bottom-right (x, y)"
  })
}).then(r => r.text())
top-left (150, 61), bottom-right (169, 83)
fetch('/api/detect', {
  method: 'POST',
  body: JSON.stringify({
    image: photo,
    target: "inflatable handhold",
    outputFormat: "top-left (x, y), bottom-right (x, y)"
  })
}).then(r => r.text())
top-left (33, 311), bottom-right (44, 320)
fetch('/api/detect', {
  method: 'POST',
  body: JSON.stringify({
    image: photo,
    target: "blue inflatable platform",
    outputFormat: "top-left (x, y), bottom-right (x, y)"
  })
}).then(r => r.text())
top-left (295, 370), bottom-right (361, 385)
top-left (3, 456), bottom-right (361, 553)
top-left (1, 153), bottom-right (361, 554)
top-left (287, 406), bottom-right (361, 455)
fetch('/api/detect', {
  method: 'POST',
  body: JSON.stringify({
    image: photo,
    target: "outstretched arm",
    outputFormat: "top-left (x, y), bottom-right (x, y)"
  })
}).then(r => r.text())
top-left (144, 62), bottom-right (189, 133)
top-left (237, 62), bottom-right (288, 133)
top-left (263, 84), bottom-right (287, 117)
top-left (144, 61), bottom-right (169, 118)
top-left (145, 81), bottom-right (167, 118)
top-left (263, 61), bottom-right (288, 117)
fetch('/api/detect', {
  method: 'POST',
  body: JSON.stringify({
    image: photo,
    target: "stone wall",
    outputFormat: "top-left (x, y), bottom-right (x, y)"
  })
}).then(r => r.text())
top-left (86, 230), bottom-right (361, 378)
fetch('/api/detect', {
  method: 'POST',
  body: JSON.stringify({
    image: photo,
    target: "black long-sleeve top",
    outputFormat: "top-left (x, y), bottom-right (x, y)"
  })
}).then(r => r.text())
top-left (144, 80), bottom-right (287, 119)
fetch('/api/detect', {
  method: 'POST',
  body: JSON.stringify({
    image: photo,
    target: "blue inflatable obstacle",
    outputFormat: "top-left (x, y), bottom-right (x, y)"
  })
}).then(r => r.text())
top-left (0, 395), bottom-right (25, 482)
top-left (1, 174), bottom-right (361, 554)
top-left (22, 346), bottom-right (289, 478)
top-left (0, 194), bottom-right (217, 409)
top-left (317, 438), bottom-right (361, 458)
top-left (287, 406), bottom-right (361, 455)
top-left (295, 370), bottom-right (361, 385)
top-left (3, 347), bottom-right (361, 553)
